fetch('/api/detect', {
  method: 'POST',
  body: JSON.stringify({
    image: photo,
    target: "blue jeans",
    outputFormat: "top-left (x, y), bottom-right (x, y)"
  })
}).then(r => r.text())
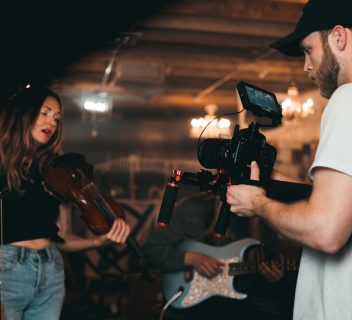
top-left (0, 244), bottom-right (65, 320)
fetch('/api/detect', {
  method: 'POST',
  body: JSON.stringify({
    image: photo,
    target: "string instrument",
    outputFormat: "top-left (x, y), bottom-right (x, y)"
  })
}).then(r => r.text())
top-left (162, 238), bottom-right (300, 309)
top-left (43, 152), bottom-right (153, 280)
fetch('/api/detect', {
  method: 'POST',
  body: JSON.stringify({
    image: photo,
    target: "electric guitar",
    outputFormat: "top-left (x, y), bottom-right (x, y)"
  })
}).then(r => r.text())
top-left (162, 238), bottom-right (299, 309)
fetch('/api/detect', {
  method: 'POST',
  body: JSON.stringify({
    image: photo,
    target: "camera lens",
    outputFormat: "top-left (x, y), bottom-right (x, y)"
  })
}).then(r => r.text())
top-left (198, 138), bottom-right (230, 169)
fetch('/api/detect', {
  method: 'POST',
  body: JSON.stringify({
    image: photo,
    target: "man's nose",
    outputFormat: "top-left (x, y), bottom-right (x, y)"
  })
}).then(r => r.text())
top-left (303, 56), bottom-right (312, 73)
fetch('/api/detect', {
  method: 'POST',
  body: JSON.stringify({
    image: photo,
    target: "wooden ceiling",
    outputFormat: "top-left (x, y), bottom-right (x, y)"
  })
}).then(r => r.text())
top-left (0, 0), bottom-right (318, 164)
top-left (51, 0), bottom-right (313, 119)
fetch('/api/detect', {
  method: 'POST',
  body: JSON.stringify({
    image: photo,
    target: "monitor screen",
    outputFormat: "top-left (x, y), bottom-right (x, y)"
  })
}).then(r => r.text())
top-left (237, 81), bottom-right (282, 123)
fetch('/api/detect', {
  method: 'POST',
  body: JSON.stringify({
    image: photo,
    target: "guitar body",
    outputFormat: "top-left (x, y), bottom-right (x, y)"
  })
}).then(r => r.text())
top-left (162, 238), bottom-right (261, 309)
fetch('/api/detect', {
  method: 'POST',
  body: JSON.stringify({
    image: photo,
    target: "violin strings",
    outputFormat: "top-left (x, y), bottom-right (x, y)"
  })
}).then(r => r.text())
top-left (86, 183), bottom-right (116, 224)
top-left (73, 168), bottom-right (113, 222)
top-left (86, 183), bottom-right (113, 221)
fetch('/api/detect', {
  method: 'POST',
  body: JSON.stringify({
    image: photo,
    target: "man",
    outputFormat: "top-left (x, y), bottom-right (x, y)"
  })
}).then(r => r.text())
top-left (226, 0), bottom-right (352, 319)
top-left (144, 193), bottom-right (299, 320)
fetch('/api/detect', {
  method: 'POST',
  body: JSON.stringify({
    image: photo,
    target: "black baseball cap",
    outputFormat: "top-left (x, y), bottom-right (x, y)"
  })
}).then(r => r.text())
top-left (270, 0), bottom-right (352, 57)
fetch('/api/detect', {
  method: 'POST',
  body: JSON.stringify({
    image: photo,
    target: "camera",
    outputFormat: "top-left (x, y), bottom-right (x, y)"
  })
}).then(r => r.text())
top-left (197, 81), bottom-right (282, 183)
top-left (157, 82), bottom-right (311, 236)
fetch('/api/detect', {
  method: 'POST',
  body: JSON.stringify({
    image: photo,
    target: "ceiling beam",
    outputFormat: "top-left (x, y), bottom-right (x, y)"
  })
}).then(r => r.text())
top-left (156, 0), bottom-right (305, 23)
top-left (137, 28), bottom-right (278, 49)
top-left (140, 14), bottom-right (296, 38)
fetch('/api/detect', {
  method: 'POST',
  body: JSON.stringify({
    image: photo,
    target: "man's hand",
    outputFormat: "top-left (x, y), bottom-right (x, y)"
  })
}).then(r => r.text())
top-left (259, 261), bottom-right (284, 282)
top-left (226, 161), bottom-right (266, 217)
top-left (185, 252), bottom-right (224, 278)
top-left (246, 246), bottom-right (284, 282)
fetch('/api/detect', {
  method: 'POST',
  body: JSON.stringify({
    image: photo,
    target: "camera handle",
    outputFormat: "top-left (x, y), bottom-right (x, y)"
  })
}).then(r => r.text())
top-left (157, 170), bottom-right (215, 226)
top-left (157, 169), bottom-right (312, 236)
top-left (157, 179), bottom-right (179, 226)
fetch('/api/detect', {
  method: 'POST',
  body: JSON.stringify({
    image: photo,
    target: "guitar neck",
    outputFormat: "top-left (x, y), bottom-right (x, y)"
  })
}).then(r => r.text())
top-left (229, 258), bottom-right (299, 276)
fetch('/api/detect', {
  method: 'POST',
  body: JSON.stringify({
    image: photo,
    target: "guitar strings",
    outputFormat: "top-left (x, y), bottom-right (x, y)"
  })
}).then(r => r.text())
top-left (229, 257), bottom-right (299, 275)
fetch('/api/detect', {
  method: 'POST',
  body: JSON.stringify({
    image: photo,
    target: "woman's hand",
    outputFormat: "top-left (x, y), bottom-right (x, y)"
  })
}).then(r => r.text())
top-left (95, 219), bottom-right (131, 247)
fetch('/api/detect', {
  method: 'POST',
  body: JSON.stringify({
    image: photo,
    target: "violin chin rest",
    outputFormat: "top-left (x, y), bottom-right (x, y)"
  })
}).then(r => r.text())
top-left (55, 153), bottom-right (94, 176)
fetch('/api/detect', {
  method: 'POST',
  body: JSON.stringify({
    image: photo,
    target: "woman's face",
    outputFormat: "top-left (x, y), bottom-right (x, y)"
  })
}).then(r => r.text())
top-left (31, 96), bottom-right (61, 144)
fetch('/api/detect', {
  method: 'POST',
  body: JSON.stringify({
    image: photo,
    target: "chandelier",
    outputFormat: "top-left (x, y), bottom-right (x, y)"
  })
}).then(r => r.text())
top-left (190, 104), bottom-right (231, 139)
top-left (281, 82), bottom-right (314, 121)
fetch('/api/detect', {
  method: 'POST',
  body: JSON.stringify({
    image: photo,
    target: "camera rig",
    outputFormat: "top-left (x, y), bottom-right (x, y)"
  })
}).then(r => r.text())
top-left (157, 82), bottom-right (312, 237)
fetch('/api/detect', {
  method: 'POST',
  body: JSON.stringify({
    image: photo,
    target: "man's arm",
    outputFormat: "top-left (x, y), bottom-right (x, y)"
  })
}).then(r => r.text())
top-left (227, 162), bottom-right (352, 253)
top-left (271, 167), bottom-right (304, 183)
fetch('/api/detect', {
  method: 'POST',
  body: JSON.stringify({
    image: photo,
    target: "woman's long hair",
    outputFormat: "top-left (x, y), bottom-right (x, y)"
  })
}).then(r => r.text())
top-left (0, 86), bottom-right (63, 192)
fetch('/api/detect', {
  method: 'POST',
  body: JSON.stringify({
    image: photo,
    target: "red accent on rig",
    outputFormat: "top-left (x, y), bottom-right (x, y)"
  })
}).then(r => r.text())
top-left (157, 221), bottom-right (169, 227)
top-left (213, 233), bottom-right (224, 238)
top-left (167, 181), bottom-right (179, 187)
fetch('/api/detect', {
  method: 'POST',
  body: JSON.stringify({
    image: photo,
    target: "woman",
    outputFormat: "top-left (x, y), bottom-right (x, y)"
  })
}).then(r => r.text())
top-left (0, 85), bottom-right (131, 319)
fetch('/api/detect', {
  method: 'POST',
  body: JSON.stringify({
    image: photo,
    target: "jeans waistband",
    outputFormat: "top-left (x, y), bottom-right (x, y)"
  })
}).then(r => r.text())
top-left (0, 244), bottom-right (58, 263)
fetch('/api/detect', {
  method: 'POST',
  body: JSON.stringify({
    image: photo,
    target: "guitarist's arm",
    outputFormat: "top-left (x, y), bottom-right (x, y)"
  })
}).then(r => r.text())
top-left (184, 251), bottom-right (224, 278)
top-left (143, 194), bottom-right (217, 272)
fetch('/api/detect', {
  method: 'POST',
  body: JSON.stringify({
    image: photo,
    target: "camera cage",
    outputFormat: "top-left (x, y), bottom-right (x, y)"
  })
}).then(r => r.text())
top-left (157, 82), bottom-right (311, 236)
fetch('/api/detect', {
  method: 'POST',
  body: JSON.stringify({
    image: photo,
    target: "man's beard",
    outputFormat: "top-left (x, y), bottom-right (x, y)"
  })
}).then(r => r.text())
top-left (316, 42), bottom-right (340, 99)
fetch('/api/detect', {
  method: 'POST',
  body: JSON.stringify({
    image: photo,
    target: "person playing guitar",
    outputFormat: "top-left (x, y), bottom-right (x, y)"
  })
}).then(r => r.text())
top-left (143, 193), bottom-right (301, 320)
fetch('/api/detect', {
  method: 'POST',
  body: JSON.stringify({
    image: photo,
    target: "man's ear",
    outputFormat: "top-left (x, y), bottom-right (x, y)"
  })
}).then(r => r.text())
top-left (332, 25), bottom-right (348, 51)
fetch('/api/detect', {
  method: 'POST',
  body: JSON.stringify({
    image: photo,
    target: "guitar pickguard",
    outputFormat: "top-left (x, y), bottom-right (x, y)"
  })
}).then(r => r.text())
top-left (182, 256), bottom-right (246, 307)
top-left (162, 238), bottom-right (261, 309)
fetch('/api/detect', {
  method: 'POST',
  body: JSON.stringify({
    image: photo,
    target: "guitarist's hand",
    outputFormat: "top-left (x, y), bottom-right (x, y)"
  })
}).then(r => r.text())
top-left (185, 252), bottom-right (224, 278)
top-left (259, 261), bottom-right (284, 282)
top-left (247, 245), bottom-right (284, 283)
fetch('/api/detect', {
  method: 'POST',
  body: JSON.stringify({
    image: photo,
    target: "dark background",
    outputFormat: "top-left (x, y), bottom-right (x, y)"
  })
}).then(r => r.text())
top-left (0, 0), bottom-right (173, 101)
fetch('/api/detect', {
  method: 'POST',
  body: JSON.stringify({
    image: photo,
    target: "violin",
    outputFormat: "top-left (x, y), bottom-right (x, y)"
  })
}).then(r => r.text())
top-left (1, 305), bottom-right (5, 320)
top-left (43, 152), bottom-right (153, 280)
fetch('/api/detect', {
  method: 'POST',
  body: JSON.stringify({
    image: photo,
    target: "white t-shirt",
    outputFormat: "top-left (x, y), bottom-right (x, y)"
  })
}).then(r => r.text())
top-left (293, 83), bottom-right (352, 320)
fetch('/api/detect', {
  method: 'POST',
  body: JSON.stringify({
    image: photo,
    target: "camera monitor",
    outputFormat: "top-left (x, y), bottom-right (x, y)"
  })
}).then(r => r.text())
top-left (237, 81), bottom-right (282, 124)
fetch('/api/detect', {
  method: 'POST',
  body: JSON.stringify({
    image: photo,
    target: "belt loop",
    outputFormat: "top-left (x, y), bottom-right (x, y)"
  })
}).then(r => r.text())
top-left (18, 246), bottom-right (25, 263)
top-left (46, 246), bottom-right (52, 262)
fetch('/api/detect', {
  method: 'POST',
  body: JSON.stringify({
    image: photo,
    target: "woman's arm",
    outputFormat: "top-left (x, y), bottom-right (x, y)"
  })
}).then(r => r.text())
top-left (56, 203), bottom-right (131, 252)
